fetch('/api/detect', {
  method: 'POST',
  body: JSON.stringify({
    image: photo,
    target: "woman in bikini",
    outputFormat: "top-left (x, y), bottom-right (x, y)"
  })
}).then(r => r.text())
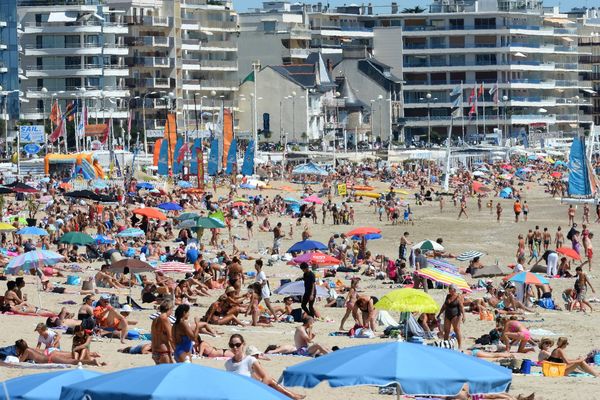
top-left (15, 339), bottom-right (105, 366)
top-left (172, 304), bottom-right (201, 362)
top-left (546, 337), bottom-right (599, 377)
top-left (499, 317), bottom-right (534, 353)
top-left (339, 277), bottom-right (359, 331)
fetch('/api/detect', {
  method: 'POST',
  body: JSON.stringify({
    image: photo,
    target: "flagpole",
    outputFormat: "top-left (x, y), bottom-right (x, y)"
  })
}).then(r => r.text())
top-left (461, 81), bottom-right (465, 145)
top-left (74, 100), bottom-right (79, 153)
top-left (475, 83), bottom-right (479, 144)
top-left (482, 83), bottom-right (486, 142)
top-left (496, 82), bottom-right (500, 143)
top-left (444, 116), bottom-right (453, 191)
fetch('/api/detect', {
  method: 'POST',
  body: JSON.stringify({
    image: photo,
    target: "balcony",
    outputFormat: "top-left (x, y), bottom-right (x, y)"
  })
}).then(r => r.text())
top-left (181, 0), bottom-right (230, 8)
top-left (127, 57), bottom-right (171, 68)
top-left (181, 59), bottom-right (237, 71)
top-left (181, 79), bottom-right (238, 91)
top-left (181, 39), bottom-right (237, 51)
top-left (0, 62), bottom-right (7, 73)
top-left (25, 63), bottom-right (103, 77)
top-left (125, 36), bottom-right (172, 48)
top-left (284, 48), bottom-right (311, 59)
top-left (23, 43), bottom-right (128, 56)
top-left (22, 21), bottom-right (127, 35)
top-left (181, 20), bottom-right (238, 32)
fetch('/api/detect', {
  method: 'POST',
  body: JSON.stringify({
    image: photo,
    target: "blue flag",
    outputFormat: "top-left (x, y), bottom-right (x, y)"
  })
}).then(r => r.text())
top-left (226, 138), bottom-right (237, 175)
top-left (241, 140), bottom-right (255, 176)
top-left (208, 138), bottom-right (219, 176)
top-left (190, 138), bottom-right (202, 174)
top-left (157, 140), bottom-right (169, 176)
top-left (172, 137), bottom-right (184, 175)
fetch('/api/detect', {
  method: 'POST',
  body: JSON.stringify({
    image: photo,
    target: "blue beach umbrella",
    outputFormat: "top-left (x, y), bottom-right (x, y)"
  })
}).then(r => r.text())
top-left (59, 363), bottom-right (287, 400)
top-left (287, 239), bottom-right (328, 253)
top-left (94, 234), bottom-right (115, 245)
top-left (16, 227), bottom-right (48, 236)
top-left (158, 202), bottom-right (183, 211)
top-left (351, 233), bottom-right (382, 241)
top-left (1, 368), bottom-right (102, 400)
top-left (177, 180), bottom-right (193, 188)
top-left (280, 342), bottom-right (512, 397)
top-left (284, 197), bottom-right (299, 203)
top-left (116, 228), bottom-right (145, 238)
top-left (136, 182), bottom-right (154, 190)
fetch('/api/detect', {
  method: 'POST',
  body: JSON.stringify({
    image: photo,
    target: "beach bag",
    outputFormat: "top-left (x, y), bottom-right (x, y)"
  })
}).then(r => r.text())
top-left (109, 294), bottom-right (120, 309)
top-left (520, 359), bottom-right (533, 374)
top-left (542, 361), bottom-right (566, 377)
top-left (479, 310), bottom-right (493, 321)
top-left (475, 334), bottom-right (492, 346)
top-left (66, 275), bottom-right (81, 285)
top-left (81, 277), bottom-right (94, 291)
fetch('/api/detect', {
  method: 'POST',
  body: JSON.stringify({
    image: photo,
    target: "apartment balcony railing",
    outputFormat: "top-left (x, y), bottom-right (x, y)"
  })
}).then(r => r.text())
top-left (182, 79), bottom-right (238, 89)
top-left (24, 43), bottom-right (126, 50)
top-left (182, 59), bottom-right (237, 69)
top-left (403, 24), bottom-right (559, 32)
top-left (125, 36), bottom-right (171, 47)
top-left (181, 19), bottom-right (237, 31)
top-left (127, 57), bottom-right (171, 68)
top-left (26, 63), bottom-right (125, 71)
top-left (404, 60), bottom-right (554, 68)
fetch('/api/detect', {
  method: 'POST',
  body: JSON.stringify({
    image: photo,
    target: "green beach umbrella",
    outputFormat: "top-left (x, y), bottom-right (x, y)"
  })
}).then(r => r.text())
top-left (175, 212), bottom-right (200, 221)
top-left (195, 217), bottom-right (225, 229)
top-left (59, 232), bottom-right (95, 246)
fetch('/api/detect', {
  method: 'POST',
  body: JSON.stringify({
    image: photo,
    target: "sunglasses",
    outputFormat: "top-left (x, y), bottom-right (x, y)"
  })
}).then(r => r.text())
top-left (229, 342), bottom-right (243, 349)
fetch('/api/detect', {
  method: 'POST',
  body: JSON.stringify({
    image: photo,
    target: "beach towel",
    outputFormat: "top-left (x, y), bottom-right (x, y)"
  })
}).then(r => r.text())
top-left (0, 361), bottom-right (71, 369)
top-left (377, 310), bottom-right (398, 328)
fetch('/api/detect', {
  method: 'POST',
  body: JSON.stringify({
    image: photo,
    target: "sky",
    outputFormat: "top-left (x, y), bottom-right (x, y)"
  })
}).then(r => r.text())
top-left (233, 0), bottom-right (585, 13)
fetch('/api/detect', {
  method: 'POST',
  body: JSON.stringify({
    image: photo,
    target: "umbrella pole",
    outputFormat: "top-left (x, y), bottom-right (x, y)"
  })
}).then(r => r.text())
top-left (396, 383), bottom-right (401, 400)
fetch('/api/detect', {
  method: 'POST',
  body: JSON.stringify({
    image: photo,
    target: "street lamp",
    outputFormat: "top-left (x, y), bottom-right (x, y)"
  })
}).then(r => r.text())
top-left (426, 92), bottom-right (432, 148)
top-left (142, 91), bottom-right (157, 154)
top-left (0, 86), bottom-right (20, 156)
top-left (575, 95), bottom-right (580, 136)
top-left (370, 99), bottom-right (375, 147)
top-left (291, 91), bottom-right (297, 142)
top-left (377, 94), bottom-right (383, 145)
top-left (40, 87), bottom-right (48, 154)
top-left (502, 95), bottom-right (509, 146)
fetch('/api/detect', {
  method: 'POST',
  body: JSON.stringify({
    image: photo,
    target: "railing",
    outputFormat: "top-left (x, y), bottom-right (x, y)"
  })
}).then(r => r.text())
top-left (555, 63), bottom-right (578, 69)
top-left (554, 45), bottom-right (576, 52)
top-left (26, 63), bottom-right (105, 70)
top-left (182, 59), bottom-right (237, 69)
top-left (403, 24), bottom-right (554, 32)
top-left (24, 43), bottom-right (126, 50)
top-left (181, 19), bottom-right (237, 30)
top-left (22, 21), bottom-right (124, 28)
top-left (181, 79), bottom-right (238, 89)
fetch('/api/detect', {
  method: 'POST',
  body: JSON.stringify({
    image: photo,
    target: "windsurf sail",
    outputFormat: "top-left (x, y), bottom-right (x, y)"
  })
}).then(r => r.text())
top-left (226, 138), bottom-right (237, 175)
top-left (568, 137), bottom-right (598, 197)
top-left (157, 139), bottom-right (169, 176)
top-left (208, 138), bottom-right (219, 176)
top-left (241, 140), bottom-right (255, 176)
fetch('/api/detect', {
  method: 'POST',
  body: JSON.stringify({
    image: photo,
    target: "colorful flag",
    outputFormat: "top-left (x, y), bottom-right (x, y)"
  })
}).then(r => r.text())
top-left (478, 83), bottom-right (484, 98)
top-left (177, 142), bottom-right (189, 164)
top-left (468, 87), bottom-right (476, 106)
top-left (49, 117), bottom-right (64, 143)
top-left (468, 104), bottom-right (476, 116)
top-left (490, 82), bottom-right (499, 105)
top-left (100, 118), bottom-right (111, 144)
top-left (452, 107), bottom-right (462, 119)
top-left (452, 95), bottom-right (462, 108)
top-left (49, 100), bottom-right (61, 125)
top-left (64, 101), bottom-right (78, 122)
top-left (83, 104), bottom-right (88, 126)
top-left (450, 85), bottom-right (462, 97)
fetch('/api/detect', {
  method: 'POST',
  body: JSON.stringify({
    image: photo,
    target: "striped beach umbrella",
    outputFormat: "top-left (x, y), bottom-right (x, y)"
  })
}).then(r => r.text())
top-left (412, 240), bottom-right (444, 251)
top-left (158, 261), bottom-right (195, 274)
top-left (415, 267), bottom-right (471, 292)
top-left (456, 250), bottom-right (485, 261)
top-left (427, 258), bottom-right (458, 272)
top-left (503, 271), bottom-right (549, 286)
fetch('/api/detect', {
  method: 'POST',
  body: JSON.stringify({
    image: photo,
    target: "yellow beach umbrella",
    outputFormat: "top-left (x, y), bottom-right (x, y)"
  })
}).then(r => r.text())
top-left (0, 222), bottom-right (16, 232)
top-left (375, 288), bottom-right (439, 314)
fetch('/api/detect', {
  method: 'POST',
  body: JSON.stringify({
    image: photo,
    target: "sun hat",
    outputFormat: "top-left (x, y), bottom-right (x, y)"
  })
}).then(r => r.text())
top-left (245, 346), bottom-right (261, 357)
top-left (120, 304), bottom-right (133, 313)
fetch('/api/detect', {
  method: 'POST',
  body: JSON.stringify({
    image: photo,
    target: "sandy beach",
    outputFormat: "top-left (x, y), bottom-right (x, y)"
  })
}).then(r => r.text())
top-left (1, 179), bottom-right (598, 400)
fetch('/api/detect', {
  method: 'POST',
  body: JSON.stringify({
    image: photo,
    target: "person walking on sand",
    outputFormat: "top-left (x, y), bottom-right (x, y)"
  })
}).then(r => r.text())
top-left (457, 198), bottom-right (468, 220)
top-left (300, 262), bottom-right (316, 317)
top-left (580, 232), bottom-right (594, 271)
top-left (513, 199), bottom-right (522, 223)
top-left (568, 205), bottom-right (576, 226)
top-left (151, 300), bottom-right (174, 364)
top-left (496, 202), bottom-right (502, 222)
top-left (555, 226), bottom-right (564, 249)
top-left (574, 266), bottom-right (595, 312)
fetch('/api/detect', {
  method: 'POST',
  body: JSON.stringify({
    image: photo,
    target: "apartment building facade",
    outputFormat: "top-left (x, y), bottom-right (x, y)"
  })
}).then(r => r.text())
top-left (1, 0), bottom-right (21, 127)
top-left (19, 0), bottom-right (130, 137)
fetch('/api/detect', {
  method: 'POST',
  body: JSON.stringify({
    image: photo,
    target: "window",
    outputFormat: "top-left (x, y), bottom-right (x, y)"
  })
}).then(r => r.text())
top-left (85, 35), bottom-right (99, 46)
top-left (449, 19), bottom-right (464, 30)
top-left (64, 35), bottom-right (80, 48)
top-left (476, 54), bottom-right (496, 65)
top-left (263, 21), bottom-right (276, 32)
top-left (65, 56), bottom-right (81, 69)
top-left (65, 77), bottom-right (81, 90)
top-left (85, 77), bottom-right (99, 88)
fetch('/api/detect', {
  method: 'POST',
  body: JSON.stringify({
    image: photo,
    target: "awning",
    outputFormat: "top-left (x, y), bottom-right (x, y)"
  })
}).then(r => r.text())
top-left (562, 37), bottom-right (574, 42)
top-left (47, 11), bottom-right (78, 23)
top-left (544, 17), bottom-right (570, 25)
top-left (583, 89), bottom-right (597, 94)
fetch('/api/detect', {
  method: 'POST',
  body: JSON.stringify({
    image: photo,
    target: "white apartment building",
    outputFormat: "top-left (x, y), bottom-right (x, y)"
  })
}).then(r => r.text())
top-left (372, 0), bottom-right (593, 144)
top-left (19, 1), bottom-right (130, 130)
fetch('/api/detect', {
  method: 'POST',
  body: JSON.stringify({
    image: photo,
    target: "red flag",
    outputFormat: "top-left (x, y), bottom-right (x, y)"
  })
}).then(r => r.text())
top-left (177, 142), bottom-right (189, 163)
top-left (100, 118), bottom-right (111, 144)
top-left (468, 87), bottom-right (476, 105)
top-left (83, 105), bottom-right (88, 126)
top-left (49, 118), bottom-right (64, 143)
top-left (468, 104), bottom-right (476, 115)
top-left (478, 83), bottom-right (484, 98)
top-left (197, 149), bottom-right (204, 190)
top-left (49, 100), bottom-right (61, 125)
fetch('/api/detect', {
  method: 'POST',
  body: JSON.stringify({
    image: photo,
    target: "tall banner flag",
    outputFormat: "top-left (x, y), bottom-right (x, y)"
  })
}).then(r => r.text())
top-left (100, 118), bottom-right (111, 144)
top-left (226, 138), bottom-right (237, 175)
top-left (172, 137), bottom-right (184, 175)
top-left (190, 138), bottom-right (202, 174)
top-left (49, 100), bottom-right (61, 125)
top-left (157, 139), bottom-right (169, 176)
top-left (208, 138), bottom-right (219, 176)
top-left (478, 83), bottom-right (484, 98)
top-left (241, 140), bottom-right (255, 176)
top-left (468, 86), bottom-right (476, 106)
top-left (489, 82), bottom-right (499, 105)
top-left (222, 109), bottom-right (234, 168)
top-left (49, 117), bottom-right (65, 143)
top-left (197, 144), bottom-right (205, 189)
top-left (450, 85), bottom-right (462, 97)
top-left (452, 107), bottom-right (462, 119)
top-left (164, 113), bottom-right (177, 167)
top-left (153, 138), bottom-right (163, 167)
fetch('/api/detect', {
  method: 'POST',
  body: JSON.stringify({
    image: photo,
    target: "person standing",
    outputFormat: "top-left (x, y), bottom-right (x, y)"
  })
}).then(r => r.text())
top-left (496, 202), bottom-right (503, 222)
top-left (413, 248), bottom-right (429, 292)
top-left (254, 259), bottom-right (278, 319)
top-left (542, 249), bottom-right (559, 277)
top-left (300, 262), bottom-right (316, 317)
top-left (436, 284), bottom-right (465, 349)
top-left (513, 199), bottom-right (522, 223)
top-left (457, 197), bottom-right (468, 220)
top-left (574, 266), bottom-right (595, 312)
top-left (151, 300), bottom-right (174, 364)
top-left (272, 222), bottom-right (284, 255)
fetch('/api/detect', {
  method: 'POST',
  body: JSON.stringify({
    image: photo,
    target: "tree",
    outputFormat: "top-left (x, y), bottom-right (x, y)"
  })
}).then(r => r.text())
top-left (402, 6), bottom-right (426, 13)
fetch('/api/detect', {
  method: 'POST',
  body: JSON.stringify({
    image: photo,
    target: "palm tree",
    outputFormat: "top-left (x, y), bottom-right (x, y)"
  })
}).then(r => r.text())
top-left (402, 6), bottom-right (426, 13)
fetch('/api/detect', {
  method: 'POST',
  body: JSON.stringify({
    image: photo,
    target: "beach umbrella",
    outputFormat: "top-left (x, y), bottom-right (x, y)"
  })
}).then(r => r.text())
top-left (427, 259), bottom-right (458, 271)
top-left (503, 271), bottom-right (549, 286)
top-left (498, 173), bottom-right (513, 180)
top-left (59, 362), bottom-right (288, 400)
top-left (472, 182), bottom-right (491, 193)
top-left (231, 201), bottom-right (247, 207)
top-left (158, 261), bottom-right (195, 274)
top-left (346, 227), bottom-right (382, 237)
top-left (274, 280), bottom-right (329, 297)
top-left (556, 247), bottom-right (581, 260)
top-left (194, 217), bottom-right (225, 229)
top-left (109, 258), bottom-right (154, 274)
top-left (472, 171), bottom-right (487, 177)
top-left (456, 250), bottom-right (485, 261)
top-left (351, 233), bottom-right (382, 241)
top-left (280, 342), bottom-right (511, 397)
top-left (177, 180), bottom-right (193, 188)
top-left (176, 212), bottom-right (200, 221)
top-left (158, 202), bottom-right (183, 211)
top-left (136, 182), bottom-right (154, 190)
top-left (411, 240), bottom-right (443, 251)
top-left (5, 250), bottom-right (64, 274)
top-left (0, 186), bottom-right (14, 195)
top-left (303, 195), bottom-right (323, 204)
top-left (289, 251), bottom-right (341, 267)
top-left (59, 232), bottom-right (94, 246)
top-left (133, 207), bottom-right (167, 221)
top-left (116, 228), bottom-right (145, 238)
top-left (94, 234), bottom-right (114, 245)
top-left (64, 190), bottom-right (99, 200)
top-left (284, 197), bottom-right (299, 204)
top-left (550, 172), bottom-right (562, 179)
top-left (1, 367), bottom-right (102, 400)
top-left (9, 216), bottom-right (27, 225)
top-left (287, 239), bottom-right (328, 253)
top-left (5, 181), bottom-right (38, 193)
top-left (0, 222), bottom-right (16, 232)
top-left (375, 288), bottom-right (439, 314)
top-left (16, 227), bottom-right (48, 236)
top-left (415, 267), bottom-right (471, 292)
top-left (176, 219), bottom-right (199, 229)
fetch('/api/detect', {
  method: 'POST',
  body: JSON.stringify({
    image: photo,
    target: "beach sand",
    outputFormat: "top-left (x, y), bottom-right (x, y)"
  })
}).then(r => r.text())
top-left (1, 181), bottom-right (598, 399)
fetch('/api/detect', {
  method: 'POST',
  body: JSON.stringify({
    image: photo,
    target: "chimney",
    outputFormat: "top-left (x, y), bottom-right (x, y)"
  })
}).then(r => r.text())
top-left (391, 2), bottom-right (398, 13)
top-left (367, 2), bottom-right (373, 15)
